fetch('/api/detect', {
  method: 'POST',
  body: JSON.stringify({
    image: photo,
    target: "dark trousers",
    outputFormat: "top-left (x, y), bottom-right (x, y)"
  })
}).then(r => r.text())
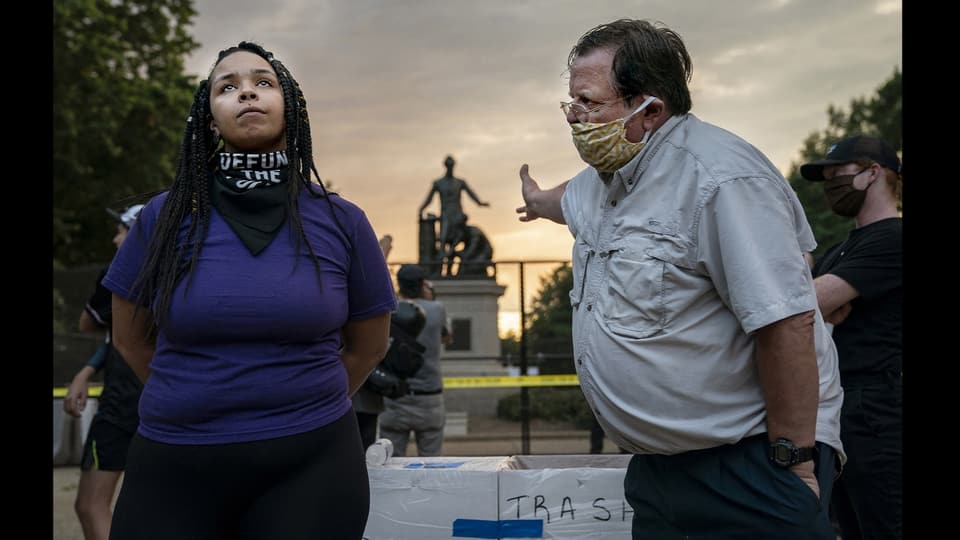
top-left (356, 411), bottom-right (379, 450)
top-left (624, 434), bottom-right (837, 540)
top-left (109, 412), bottom-right (369, 540)
top-left (831, 379), bottom-right (902, 540)
top-left (590, 419), bottom-right (605, 454)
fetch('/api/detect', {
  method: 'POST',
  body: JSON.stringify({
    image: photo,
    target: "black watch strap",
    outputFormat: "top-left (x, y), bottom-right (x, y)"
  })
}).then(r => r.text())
top-left (768, 438), bottom-right (815, 467)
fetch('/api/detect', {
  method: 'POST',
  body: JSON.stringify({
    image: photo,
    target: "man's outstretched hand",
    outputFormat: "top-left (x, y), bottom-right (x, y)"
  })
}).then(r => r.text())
top-left (516, 164), bottom-right (542, 222)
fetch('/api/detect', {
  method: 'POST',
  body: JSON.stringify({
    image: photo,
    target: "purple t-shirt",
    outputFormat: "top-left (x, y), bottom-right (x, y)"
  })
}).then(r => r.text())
top-left (103, 189), bottom-right (396, 444)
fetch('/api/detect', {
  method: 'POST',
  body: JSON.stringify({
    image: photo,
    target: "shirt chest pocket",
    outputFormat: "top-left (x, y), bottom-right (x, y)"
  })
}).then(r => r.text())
top-left (568, 239), bottom-right (593, 310)
top-left (598, 240), bottom-right (671, 339)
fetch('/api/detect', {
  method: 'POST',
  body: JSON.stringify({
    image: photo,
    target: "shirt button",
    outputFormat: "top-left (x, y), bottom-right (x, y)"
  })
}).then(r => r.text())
top-left (578, 358), bottom-right (582, 365)
top-left (611, 200), bottom-right (617, 207)
top-left (586, 304), bottom-right (592, 311)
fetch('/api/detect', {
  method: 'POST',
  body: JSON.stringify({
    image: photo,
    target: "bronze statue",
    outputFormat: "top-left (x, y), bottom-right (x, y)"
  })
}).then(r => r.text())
top-left (454, 225), bottom-right (494, 277)
top-left (418, 155), bottom-right (490, 276)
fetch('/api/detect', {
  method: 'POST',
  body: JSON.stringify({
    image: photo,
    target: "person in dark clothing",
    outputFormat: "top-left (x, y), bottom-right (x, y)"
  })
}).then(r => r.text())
top-left (63, 204), bottom-right (144, 540)
top-left (801, 135), bottom-right (902, 540)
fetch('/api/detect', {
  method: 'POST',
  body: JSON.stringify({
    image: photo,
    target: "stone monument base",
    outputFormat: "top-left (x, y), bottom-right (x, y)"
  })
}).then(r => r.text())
top-left (432, 278), bottom-right (508, 420)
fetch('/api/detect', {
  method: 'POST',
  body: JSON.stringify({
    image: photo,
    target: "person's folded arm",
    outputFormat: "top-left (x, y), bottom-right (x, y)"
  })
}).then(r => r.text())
top-left (111, 294), bottom-right (156, 384)
top-left (814, 274), bottom-right (859, 323)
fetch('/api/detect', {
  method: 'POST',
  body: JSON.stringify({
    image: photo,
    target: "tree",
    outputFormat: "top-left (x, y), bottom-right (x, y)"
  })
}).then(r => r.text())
top-left (53, 0), bottom-right (199, 266)
top-left (525, 263), bottom-right (574, 370)
top-left (498, 263), bottom-right (592, 427)
top-left (787, 67), bottom-right (901, 257)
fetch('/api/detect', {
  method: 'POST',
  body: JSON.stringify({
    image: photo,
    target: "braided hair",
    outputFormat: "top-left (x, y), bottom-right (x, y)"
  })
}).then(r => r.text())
top-left (131, 41), bottom-right (347, 333)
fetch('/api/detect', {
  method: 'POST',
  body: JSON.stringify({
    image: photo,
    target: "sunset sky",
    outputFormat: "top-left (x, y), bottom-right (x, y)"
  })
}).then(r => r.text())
top-left (184, 0), bottom-right (902, 334)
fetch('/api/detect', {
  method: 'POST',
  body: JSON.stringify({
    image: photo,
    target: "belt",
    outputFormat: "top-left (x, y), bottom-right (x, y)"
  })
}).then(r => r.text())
top-left (408, 389), bottom-right (442, 396)
top-left (841, 370), bottom-right (902, 388)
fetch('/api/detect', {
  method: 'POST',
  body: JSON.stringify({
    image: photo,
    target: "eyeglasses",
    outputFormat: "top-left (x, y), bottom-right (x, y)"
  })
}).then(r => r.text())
top-left (560, 97), bottom-right (626, 121)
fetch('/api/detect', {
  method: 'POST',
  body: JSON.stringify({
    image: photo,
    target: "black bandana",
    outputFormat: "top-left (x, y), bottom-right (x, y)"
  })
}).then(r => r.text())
top-left (209, 151), bottom-right (291, 256)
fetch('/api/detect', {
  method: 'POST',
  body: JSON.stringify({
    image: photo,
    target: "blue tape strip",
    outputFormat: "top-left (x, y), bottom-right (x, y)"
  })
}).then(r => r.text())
top-left (403, 461), bottom-right (467, 469)
top-left (452, 518), bottom-right (543, 538)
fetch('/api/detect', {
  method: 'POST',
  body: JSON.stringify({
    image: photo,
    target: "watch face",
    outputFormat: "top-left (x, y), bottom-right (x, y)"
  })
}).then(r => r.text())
top-left (770, 439), bottom-right (798, 466)
top-left (773, 444), bottom-right (792, 463)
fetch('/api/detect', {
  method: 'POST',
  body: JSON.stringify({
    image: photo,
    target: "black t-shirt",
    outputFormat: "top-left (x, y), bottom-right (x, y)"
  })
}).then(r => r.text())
top-left (812, 218), bottom-right (902, 379)
top-left (85, 268), bottom-right (142, 433)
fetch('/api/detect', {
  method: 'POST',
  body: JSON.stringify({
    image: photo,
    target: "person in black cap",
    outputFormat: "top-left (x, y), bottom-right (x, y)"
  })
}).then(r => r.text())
top-left (801, 135), bottom-right (902, 540)
top-left (63, 203), bottom-right (144, 540)
top-left (378, 264), bottom-right (452, 456)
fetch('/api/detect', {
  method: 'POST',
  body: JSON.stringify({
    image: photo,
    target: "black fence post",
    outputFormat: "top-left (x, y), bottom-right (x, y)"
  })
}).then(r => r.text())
top-left (519, 261), bottom-right (530, 454)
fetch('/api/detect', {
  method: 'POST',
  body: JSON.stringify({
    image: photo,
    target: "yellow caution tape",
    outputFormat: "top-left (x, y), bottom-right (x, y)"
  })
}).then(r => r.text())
top-left (53, 385), bottom-right (103, 398)
top-left (53, 375), bottom-right (580, 397)
top-left (443, 374), bottom-right (580, 388)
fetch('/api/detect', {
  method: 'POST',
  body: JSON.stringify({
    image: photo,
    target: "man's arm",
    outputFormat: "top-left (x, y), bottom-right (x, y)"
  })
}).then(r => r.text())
top-left (516, 164), bottom-right (567, 224)
top-left (78, 310), bottom-right (103, 334)
top-left (813, 274), bottom-right (859, 324)
top-left (755, 310), bottom-right (821, 497)
top-left (111, 294), bottom-right (157, 384)
top-left (378, 234), bottom-right (393, 259)
top-left (63, 365), bottom-right (97, 417)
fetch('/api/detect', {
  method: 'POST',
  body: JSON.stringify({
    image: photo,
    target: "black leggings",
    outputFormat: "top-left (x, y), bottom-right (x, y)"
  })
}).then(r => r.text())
top-left (109, 411), bottom-right (369, 540)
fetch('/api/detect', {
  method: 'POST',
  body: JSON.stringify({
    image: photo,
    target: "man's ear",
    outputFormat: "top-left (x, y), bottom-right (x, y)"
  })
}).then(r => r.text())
top-left (636, 97), bottom-right (666, 131)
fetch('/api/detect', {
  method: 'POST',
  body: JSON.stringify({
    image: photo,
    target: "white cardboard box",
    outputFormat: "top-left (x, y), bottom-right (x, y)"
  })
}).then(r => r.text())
top-left (364, 457), bottom-right (507, 540)
top-left (363, 454), bottom-right (632, 540)
top-left (498, 455), bottom-right (632, 540)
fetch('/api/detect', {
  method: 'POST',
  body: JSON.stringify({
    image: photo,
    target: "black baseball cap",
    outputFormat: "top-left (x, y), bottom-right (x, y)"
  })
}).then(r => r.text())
top-left (397, 264), bottom-right (428, 288)
top-left (106, 204), bottom-right (145, 229)
top-left (800, 136), bottom-right (901, 181)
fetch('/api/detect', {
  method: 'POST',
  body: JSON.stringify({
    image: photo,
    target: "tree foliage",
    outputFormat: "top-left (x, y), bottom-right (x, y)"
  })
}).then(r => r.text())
top-left (787, 67), bottom-right (902, 257)
top-left (53, 0), bottom-right (199, 266)
top-left (526, 263), bottom-right (574, 360)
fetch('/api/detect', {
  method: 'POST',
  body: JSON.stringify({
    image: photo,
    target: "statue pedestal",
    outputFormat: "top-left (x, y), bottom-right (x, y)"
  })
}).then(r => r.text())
top-left (432, 278), bottom-right (511, 418)
top-left (432, 279), bottom-right (506, 360)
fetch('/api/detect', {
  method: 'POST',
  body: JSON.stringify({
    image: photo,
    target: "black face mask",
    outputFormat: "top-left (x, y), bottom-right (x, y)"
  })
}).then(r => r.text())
top-left (209, 151), bottom-right (291, 255)
top-left (823, 168), bottom-right (869, 217)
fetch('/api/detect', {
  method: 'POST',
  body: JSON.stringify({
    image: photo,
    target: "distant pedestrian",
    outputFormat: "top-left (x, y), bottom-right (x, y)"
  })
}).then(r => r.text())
top-left (63, 203), bottom-right (144, 540)
top-left (379, 264), bottom-right (452, 456)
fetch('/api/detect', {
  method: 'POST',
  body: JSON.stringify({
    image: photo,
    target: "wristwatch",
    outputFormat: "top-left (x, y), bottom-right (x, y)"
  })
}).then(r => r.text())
top-left (768, 438), bottom-right (815, 467)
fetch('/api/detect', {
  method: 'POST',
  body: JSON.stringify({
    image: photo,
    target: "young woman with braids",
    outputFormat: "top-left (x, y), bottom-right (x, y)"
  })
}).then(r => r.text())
top-left (102, 42), bottom-right (396, 540)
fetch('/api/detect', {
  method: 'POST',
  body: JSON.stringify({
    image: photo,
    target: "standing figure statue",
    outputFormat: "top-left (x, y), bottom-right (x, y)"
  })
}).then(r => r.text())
top-left (418, 155), bottom-right (489, 276)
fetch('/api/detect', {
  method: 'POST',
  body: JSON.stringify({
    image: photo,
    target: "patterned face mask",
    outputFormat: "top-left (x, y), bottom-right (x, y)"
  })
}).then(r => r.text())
top-left (570, 96), bottom-right (656, 173)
